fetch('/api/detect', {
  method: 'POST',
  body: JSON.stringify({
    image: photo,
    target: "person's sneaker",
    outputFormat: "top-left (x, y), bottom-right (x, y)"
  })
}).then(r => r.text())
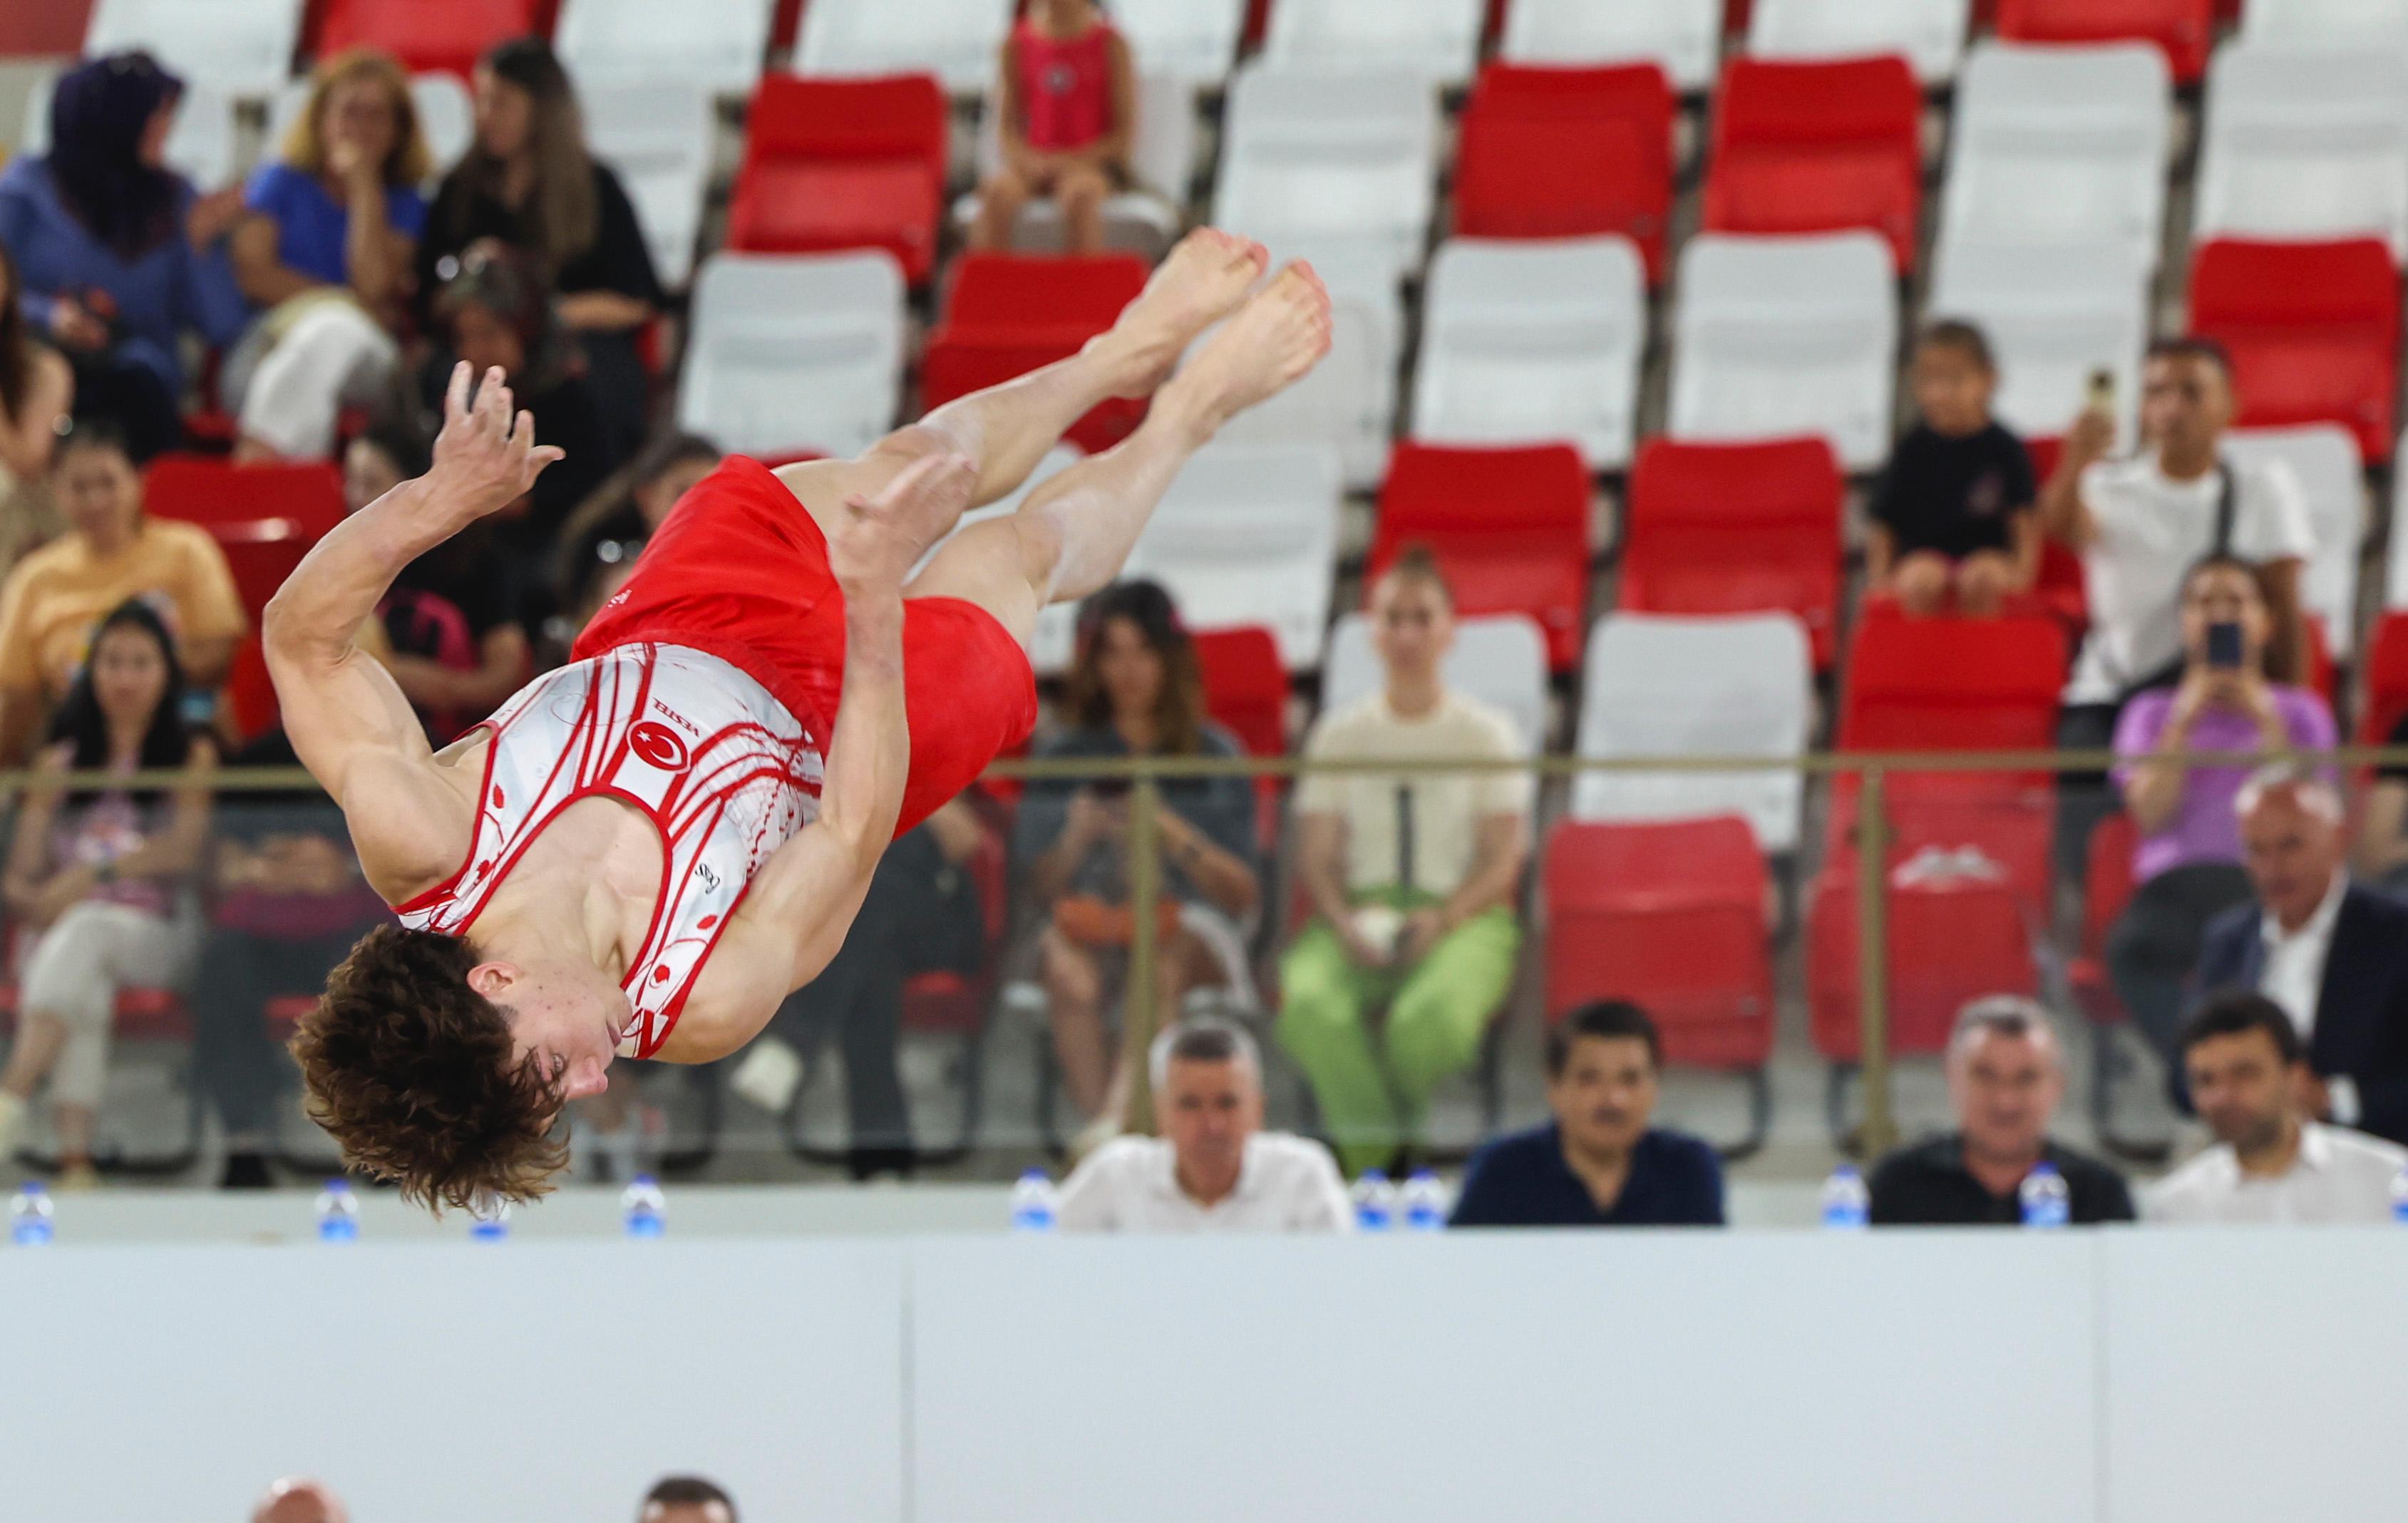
top-left (219, 1152), bottom-right (275, 1190)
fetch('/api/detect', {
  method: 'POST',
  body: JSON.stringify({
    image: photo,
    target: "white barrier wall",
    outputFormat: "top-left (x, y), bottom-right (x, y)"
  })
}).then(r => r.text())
top-left (1, 1229), bottom-right (2400, 1522)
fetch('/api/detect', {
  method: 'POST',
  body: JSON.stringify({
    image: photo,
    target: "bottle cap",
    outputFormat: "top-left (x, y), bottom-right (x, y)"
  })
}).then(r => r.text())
top-left (632, 1172), bottom-right (657, 1187)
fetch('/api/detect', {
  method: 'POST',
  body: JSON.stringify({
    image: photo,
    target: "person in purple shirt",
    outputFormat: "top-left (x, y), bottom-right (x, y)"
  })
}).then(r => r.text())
top-left (225, 48), bottom-right (430, 463)
top-left (0, 51), bottom-right (247, 461)
top-left (2106, 553), bottom-right (2337, 1061)
top-left (1449, 1001), bottom-right (1724, 1228)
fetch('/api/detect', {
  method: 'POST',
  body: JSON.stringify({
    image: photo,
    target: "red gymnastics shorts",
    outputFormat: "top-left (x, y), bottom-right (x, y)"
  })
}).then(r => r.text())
top-left (572, 455), bottom-right (1039, 836)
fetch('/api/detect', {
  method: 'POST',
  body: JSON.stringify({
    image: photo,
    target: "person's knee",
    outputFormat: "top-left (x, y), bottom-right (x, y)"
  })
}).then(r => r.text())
top-left (1056, 165), bottom-right (1109, 212)
top-left (1039, 928), bottom-right (1103, 1013)
top-left (1893, 552), bottom-right (1952, 616)
top-left (1955, 552), bottom-right (2015, 615)
top-left (1276, 939), bottom-right (1359, 1047)
top-left (1386, 983), bottom-right (1491, 1083)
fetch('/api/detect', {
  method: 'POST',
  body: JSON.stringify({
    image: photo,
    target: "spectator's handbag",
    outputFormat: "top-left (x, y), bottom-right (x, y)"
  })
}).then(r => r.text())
top-left (1050, 894), bottom-right (1183, 949)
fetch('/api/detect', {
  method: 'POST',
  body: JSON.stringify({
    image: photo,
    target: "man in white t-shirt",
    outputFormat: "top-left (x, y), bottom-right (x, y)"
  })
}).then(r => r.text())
top-left (1054, 1016), bottom-right (1352, 1232)
top-left (2041, 337), bottom-right (2315, 870)
top-left (1279, 547), bottom-right (1534, 1174)
top-left (2149, 991), bottom-right (2407, 1224)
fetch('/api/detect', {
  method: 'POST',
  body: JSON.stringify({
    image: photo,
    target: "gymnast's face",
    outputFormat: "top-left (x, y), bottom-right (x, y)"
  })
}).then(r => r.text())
top-left (466, 954), bottom-right (625, 1103)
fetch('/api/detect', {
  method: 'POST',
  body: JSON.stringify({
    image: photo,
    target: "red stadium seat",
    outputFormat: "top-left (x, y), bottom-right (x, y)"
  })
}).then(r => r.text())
top-left (920, 252), bottom-right (1151, 453)
top-left (1365, 442), bottom-right (1593, 673)
top-left (313, 0), bottom-right (550, 78)
top-left (1702, 56), bottom-right (1923, 271)
top-left (726, 73), bottom-right (950, 283)
top-left (224, 636), bottom-right (280, 743)
top-left (145, 456), bottom-right (344, 542)
top-left (1193, 624), bottom-right (1289, 848)
top-left (1544, 817), bottom-right (1775, 1070)
top-left (1808, 854), bottom-right (2039, 1063)
top-left (1618, 436), bottom-right (1845, 670)
top-left (197, 520), bottom-right (315, 624)
top-left (1, 0), bottom-right (90, 56)
top-left (2069, 811), bottom-right (2139, 1028)
top-left (1994, 0), bottom-right (2214, 86)
top-left (2360, 611), bottom-right (2408, 753)
top-left (2188, 239), bottom-right (2400, 465)
top-left (1454, 62), bottom-right (1676, 284)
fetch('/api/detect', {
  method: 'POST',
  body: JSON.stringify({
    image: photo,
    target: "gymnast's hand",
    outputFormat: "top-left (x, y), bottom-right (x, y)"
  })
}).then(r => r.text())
top-left (828, 450), bottom-right (978, 603)
top-left (428, 361), bottom-right (566, 526)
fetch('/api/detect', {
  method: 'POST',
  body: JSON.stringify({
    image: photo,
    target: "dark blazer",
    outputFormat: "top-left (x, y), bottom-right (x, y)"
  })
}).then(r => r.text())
top-left (2196, 882), bottom-right (2408, 1146)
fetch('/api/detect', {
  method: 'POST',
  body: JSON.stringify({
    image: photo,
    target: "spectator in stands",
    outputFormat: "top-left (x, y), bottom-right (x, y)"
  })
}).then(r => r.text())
top-left (640, 1475), bottom-right (736, 1523)
top-left (418, 38), bottom-right (661, 456)
top-left (422, 239), bottom-right (620, 625)
top-left (0, 243), bottom-right (74, 575)
top-left (1056, 1016), bottom-right (1352, 1232)
top-left (2150, 991), bottom-right (2408, 1224)
top-left (550, 429), bottom-right (723, 638)
top-left (972, 0), bottom-right (1136, 254)
top-left (192, 729), bottom-right (389, 1189)
top-left (1867, 996), bottom-right (2134, 1226)
top-left (1016, 579), bottom-right (1260, 1130)
top-left (764, 797), bottom-right (989, 1180)
top-left (1868, 321), bottom-right (2036, 618)
top-left (223, 48), bottom-right (428, 464)
top-left (2191, 763), bottom-right (2408, 1146)
top-left (0, 418), bottom-right (245, 763)
top-left (252, 1477), bottom-right (349, 1523)
top-left (0, 599), bottom-right (215, 1184)
top-left (2352, 714), bottom-right (2408, 896)
top-left (341, 415), bottom-right (530, 744)
top-left (1280, 549), bottom-right (1528, 1174)
top-left (2108, 556), bottom-right (2336, 1063)
top-left (0, 51), bottom-right (246, 462)
top-left (2045, 337), bottom-right (2312, 871)
top-left (1449, 1001), bottom-right (1722, 1227)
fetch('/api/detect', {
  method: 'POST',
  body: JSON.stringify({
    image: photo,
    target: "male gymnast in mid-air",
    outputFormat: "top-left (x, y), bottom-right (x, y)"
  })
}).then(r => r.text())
top-left (268, 230), bottom-right (1329, 1209)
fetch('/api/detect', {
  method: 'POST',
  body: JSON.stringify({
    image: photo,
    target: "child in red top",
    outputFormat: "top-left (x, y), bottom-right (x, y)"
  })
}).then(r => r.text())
top-left (972, 0), bottom-right (1136, 254)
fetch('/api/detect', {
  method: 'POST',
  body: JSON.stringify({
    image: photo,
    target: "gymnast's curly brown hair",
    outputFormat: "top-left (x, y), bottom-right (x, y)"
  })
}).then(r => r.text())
top-left (290, 924), bottom-right (568, 1212)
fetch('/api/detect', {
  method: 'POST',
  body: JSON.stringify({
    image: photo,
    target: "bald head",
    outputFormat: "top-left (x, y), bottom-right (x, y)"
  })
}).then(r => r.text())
top-left (252, 1479), bottom-right (348, 1523)
top-left (2236, 765), bottom-right (2345, 933)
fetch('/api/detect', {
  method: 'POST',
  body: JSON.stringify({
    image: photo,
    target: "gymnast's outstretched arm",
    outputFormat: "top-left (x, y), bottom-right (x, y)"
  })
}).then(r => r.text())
top-left (263, 363), bottom-right (561, 899)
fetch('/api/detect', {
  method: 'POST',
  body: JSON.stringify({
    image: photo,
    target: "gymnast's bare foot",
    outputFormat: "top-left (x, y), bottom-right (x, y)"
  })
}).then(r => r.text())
top-left (1087, 228), bottom-right (1270, 399)
top-left (1152, 262), bottom-right (1334, 445)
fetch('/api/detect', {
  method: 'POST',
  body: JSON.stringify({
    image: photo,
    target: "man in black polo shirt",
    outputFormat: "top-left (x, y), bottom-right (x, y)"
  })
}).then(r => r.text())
top-left (1869, 996), bottom-right (2135, 1225)
top-left (1449, 1001), bottom-right (1724, 1227)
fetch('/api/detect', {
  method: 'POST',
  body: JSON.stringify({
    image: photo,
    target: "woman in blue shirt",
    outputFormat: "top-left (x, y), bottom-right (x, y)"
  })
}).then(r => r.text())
top-left (225, 48), bottom-right (430, 462)
top-left (0, 51), bottom-right (247, 461)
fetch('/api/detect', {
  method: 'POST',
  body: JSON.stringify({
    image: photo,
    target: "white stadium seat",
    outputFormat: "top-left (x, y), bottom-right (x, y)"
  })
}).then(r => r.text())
top-left (1572, 612), bottom-right (1813, 855)
top-left (1109, 0), bottom-right (1247, 87)
top-left (1409, 237), bottom-right (1647, 470)
top-left (1501, 0), bottom-right (1723, 93)
top-left (582, 83), bottom-right (716, 289)
top-left (1747, 0), bottom-right (1972, 86)
top-left (1215, 66), bottom-right (1440, 291)
top-left (84, 0), bottom-right (302, 98)
top-left (1943, 41), bottom-right (2171, 273)
top-left (1322, 614), bottom-right (1551, 757)
top-left (677, 252), bottom-right (907, 462)
top-left (1262, 0), bottom-right (1487, 88)
top-left (958, 71), bottom-right (1195, 257)
top-left (1928, 239), bottom-right (2151, 448)
top-left (411, 73), bottom-right (476, 177)
top-left (2194, 42), bottom-right (2408, 259)
top-left (1118, 445), bottom-right (1345, 672)
top-left (2222, 425), bottom-right (2367, 656)
top-left (794, 0), bottom-right (1014, 95)
top-left (1215, 296), bottom-right (1393, 490)
top-left (557, 0), bottom-right (776, 98)
top-left (2243, 0), bottom-right (2408, 48)
top-left (1667, 232), bottom-right (1898, 471)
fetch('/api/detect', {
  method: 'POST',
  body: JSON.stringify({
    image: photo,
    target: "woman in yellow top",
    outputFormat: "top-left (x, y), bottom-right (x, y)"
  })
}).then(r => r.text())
top-left (0, 418), bottom-right (246, 761)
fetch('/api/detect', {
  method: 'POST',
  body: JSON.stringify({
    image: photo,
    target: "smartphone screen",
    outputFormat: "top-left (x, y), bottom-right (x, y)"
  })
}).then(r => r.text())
top-left (2206, 621), bottom-right (2244, 669)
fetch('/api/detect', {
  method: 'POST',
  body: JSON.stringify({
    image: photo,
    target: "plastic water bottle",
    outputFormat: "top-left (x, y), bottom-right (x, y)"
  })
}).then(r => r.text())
top-left (1820, 1163), bottom-right (1871, 1229)
top-left (468, 1199), bottom-right (512, 1242)
top-left (9, 1181), bottom-right (53, 1246)
top-left (1009, 1170), bottom-right (1056, 1232)
top-left (314, 1179), bottom-right (360, 1243)
top-left (2019, 1161), bottom-right (2071, 1229)
top-left (2390, 1166), bottom-right (2408, 1224)
top-left (1401, 1169), bottom-right (1449, 1230)
top-left (620, 1173), bottom-right (667, 1239)
top-left (1350, 1169), bottom-right (1398, 1232)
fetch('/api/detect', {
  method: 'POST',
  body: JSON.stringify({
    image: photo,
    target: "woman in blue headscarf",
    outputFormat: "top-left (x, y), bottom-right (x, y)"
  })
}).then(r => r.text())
top-left (0, 51), bottom-right (247, 461)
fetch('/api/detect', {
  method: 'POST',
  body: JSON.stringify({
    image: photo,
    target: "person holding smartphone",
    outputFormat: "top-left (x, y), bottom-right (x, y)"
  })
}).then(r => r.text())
top-left (2106, 554), bottom-right (2336, 1063)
